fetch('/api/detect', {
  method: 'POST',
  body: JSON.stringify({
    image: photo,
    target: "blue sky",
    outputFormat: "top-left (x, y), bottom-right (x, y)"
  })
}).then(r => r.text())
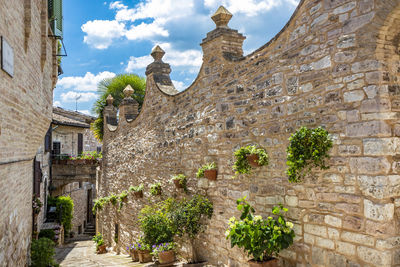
top-left (53, 0), bottom-right (299, 115)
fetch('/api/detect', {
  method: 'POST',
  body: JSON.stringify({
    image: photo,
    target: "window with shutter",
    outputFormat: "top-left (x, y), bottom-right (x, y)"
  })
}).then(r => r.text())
top-left (44, 127), bottom-right (51, 152)
top-left (33, 160), bottom-right (42, 197)
top-left (78, 133), bottom-right (83, 156)
top-left (48, 0), bottom-right (63, 37)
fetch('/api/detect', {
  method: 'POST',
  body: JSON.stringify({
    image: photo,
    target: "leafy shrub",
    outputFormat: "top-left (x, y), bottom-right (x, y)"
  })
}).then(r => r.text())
top-left (92, 233), bottom-right (104, 250)
top-left (233, 145), bottom-right (269, 174)
top-left (171, 195), bottom-right (213, 263)
top-left (286, 126), bottom-right (333, 183)
top-left (38, 229), bottom-right (55, 241)
top-left (150, 182), bottom-right (162, 196)
top-left (92, 197), bottom-right (109, 214)
top-left (30, 238), bottom-right (58, 267)
top-left (226, 197), bottom-right (295, 261)
top-left (196, 162), bottom-right (217, 178)
top-left (48, 196), bottom-right (74, 235)
top-left (139, 204), bottom-right (174, 246)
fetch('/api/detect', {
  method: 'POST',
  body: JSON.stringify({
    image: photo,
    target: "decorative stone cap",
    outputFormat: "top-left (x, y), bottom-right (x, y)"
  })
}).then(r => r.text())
top-left (123, 85), bottom-right (134, 98)
top-left (106, 94), bottom-right (114, 105)
top-left (151, 45), bottom-right (165, 61)
top-left (211, 6), bottom-right (232, 28)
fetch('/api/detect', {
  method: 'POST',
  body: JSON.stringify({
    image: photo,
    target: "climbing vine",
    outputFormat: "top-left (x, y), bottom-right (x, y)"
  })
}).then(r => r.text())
top-left (286, 126), bottom-right (333, 183)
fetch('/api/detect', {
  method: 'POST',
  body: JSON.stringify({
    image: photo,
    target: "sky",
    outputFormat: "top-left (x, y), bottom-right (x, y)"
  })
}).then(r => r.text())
top-left (53, 0), bottom-right (299, 115)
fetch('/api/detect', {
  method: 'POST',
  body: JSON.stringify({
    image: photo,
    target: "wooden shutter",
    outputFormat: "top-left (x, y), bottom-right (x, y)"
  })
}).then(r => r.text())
top-left (33, 160), bottom-right (42, 197)
top-left (48, 0), bottom-right (63, 37)
top-left (78, 133), bottom-right (83, 155)
top-left (44, 127), bottom-right (51, 152)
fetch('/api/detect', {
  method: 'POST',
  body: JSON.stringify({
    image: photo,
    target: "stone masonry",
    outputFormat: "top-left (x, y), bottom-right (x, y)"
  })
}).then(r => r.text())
top-left (97, 1), bottom-right (400, 266)
top-left (0, 0), bottom-right (58, 266)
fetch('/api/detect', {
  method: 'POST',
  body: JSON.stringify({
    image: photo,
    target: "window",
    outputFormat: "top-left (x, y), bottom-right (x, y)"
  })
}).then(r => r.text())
top-left (77, 133), bottom-right (83, 156)
top-left (33, 160), bottom-right (42, 197)
top-left (52, 141), bottom-right (61, 157)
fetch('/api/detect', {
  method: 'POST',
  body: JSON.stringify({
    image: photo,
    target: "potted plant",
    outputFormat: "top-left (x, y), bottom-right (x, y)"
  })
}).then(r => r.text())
top-left (92, 232), bottom-right (107, 254)
top-left (152, 242), bottom-right (176, 266)
top-left (196, 162), bottom-right (217, 180)
top-left (127, 243), bottom-right (139, 262)
top-left (233, 145), bottom-right (269, 174)
top-left (171, 174), bottom-right (187, 190)
top-left (226, 197), bottom-right (295, 267)
top-left (129, 184), bottom-right (144, 198)
top-left (32, 196), bottom-right (43, 215)
top-left (171, 195), bottom-right (213, 266)
top-left (150, 182), bottom-right (162, 196)
top-left (136, 240), bottom-right (153, 263)
top-left (118, 190), bottom-right (128, 211)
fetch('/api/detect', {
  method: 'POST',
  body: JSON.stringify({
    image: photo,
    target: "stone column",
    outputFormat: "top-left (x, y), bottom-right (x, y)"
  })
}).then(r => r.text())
top-left (119, 85), bottom-right (139, 125)
top-left (200, 6), bottom-right (246, 62)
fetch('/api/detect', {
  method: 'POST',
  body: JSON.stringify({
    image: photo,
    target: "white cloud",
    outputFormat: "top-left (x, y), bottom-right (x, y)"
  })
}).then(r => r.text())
top-left (81, 20), bottom-right (125, 49)
top-left (53, 101), bottom-right (62, 107)
top-left (57, 71), bottom-right (116, 92)
top-left (125, 55), bottom-right (153, 72)
top-left (172, 80), bottom-right (187, 91)
top-left (125, 43), bottom-right (202, 73)
top-left (60, 92), bottom-right (98, 103)
top-left (125, 21), bottom-right (169, 40)
top-left (204, 0), bottom-right (297, 16)
top-left (78, 110), bottom-right (92, 116)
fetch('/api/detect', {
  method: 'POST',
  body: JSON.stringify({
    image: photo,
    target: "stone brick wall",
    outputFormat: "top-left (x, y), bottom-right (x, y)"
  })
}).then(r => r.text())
top-left (0, 0), bottom-right (58, 265)
top-left (97, 1), bottom-right (400, 266)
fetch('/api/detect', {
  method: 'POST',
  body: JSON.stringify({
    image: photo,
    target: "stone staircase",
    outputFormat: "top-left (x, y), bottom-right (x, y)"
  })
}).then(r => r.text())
top-left (83, 224), bottom-right (96, 236)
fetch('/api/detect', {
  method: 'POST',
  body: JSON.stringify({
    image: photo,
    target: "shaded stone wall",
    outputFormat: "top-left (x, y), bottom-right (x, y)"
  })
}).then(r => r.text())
top-left (98, 1), bottom-right (400, 266)
top-left (0, 0), bottom-right (58, 265)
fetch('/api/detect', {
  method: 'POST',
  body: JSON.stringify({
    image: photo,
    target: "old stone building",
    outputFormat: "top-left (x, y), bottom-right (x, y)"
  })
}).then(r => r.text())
top-left (97, 0), bottom-right (400, 266)
top-left (51, 107), bottom-right (100, 236)
top-left (0, 1), bottom-right (60, 266)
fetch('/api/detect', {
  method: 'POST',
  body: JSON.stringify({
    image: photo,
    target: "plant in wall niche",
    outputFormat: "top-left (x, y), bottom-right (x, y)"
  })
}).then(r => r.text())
top-left (109, 194), bottom-right (118, 206)
top-left (118, 190), bottom-right (128, 211)
top-left (196, 162), bottom-right (218, 180)
top-left (286, 126), bottom-right (333, 183)
top-left (150, 182), bottom-right (162, 196)
top-left (171, 174), bottom-right (187, 191)
top-left (129, 184), bottom-right (144, 198)
top-left (226, 197), bottom-right (295, 267)
top-left (233, 145), bottom-right (269, 174)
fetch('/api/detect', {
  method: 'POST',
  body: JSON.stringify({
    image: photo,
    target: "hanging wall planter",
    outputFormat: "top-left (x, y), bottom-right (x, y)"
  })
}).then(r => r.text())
top-left (197, 162), bottom-right (217, 180)
top-left (233, 145), bottom-right (269, 174)
top-left (247, 154), bottom-right (260, 167)
top-left (129, 184), bottom-right (144, 198)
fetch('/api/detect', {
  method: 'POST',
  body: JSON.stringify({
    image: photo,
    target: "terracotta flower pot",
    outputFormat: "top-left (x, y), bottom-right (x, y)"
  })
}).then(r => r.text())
top-left (134, 191), bottom-right (143, 198)
top-left (97, 244), bottom-right (107, 254)
top-left (247, 154), bottom-right (260, 167)
top-left (204, 169), bottom-right (217, 180)
top-left (248, 258), bottom-right (279, 267)
top-left (130, 249), bottom-right (139, 262)
top-left (138, 250), bottom-right (152, 263)
top-left (159, 250), bottom-right (175, 265)
top-left (182, 261), bottom-right (208, 267)
top-left (173, 179), bottom-right (183, 188)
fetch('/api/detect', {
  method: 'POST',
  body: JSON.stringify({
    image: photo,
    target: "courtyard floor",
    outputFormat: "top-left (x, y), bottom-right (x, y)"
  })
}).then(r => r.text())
top-left (55, 237), bottom-right (145, 267)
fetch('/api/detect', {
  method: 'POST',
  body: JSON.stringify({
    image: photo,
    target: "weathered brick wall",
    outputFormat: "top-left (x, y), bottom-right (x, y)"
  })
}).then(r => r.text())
top-left (0, 0), bottom-right (58, 265)
top-left (98, 0), bottom-right (400, 266)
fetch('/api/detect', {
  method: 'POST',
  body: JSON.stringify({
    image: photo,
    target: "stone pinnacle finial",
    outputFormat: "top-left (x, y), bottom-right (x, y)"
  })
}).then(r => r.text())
top-left (151, 45), bottom-right (165, 61)
top-left (123, 85), bottom-right (134, 98)
top-left (106, 94), bottom-right (114, 105)
top-left (211, 6), bottom-right (232, 28)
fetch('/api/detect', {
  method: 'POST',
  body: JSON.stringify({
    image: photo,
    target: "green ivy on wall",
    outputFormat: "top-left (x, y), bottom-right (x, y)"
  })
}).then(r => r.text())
top-left (286, 126), bottom-right (333, 183)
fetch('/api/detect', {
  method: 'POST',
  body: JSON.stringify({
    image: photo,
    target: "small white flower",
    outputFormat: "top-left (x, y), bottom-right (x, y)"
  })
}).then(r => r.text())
top-left (286, 222), bottom-right (294, 229)
top-left (254, 215), bottom-right (262, 221)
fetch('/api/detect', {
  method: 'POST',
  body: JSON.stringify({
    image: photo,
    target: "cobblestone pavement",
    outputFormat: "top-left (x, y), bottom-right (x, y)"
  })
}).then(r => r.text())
top-left (55, 238), bottom-right (145, 267)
